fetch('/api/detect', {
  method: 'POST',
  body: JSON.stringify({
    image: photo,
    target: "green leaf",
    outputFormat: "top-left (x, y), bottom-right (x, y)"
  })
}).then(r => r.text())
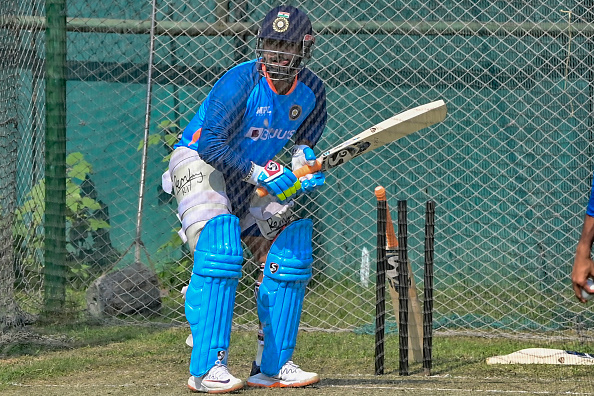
top-left (66, 152), bottom-right (84, 166)
top-left (164, 133), bottom-right (178, 147)
top-left (81, 197), bottom-right (101, 211)
top-left (89, 219), bottom-right (111, 231)
top-left (68, 162), bottom-right (91, 181)
top-left (159, 120), bottom-right (178, 129)
top-left (67, 200), bottom-right (80, 213)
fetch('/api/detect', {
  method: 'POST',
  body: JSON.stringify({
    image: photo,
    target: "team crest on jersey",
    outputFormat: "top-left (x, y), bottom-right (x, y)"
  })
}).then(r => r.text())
top-left (273, 16), bottom-right (289, 33)
top-left (289, 105), bottom-right (302, 120)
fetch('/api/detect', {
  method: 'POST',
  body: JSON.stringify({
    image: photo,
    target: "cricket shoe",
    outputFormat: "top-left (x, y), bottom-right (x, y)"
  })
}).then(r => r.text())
top-left (187, 364), bottom-right (243, 393)
top-left (246, 360), bottom-right (319, 388)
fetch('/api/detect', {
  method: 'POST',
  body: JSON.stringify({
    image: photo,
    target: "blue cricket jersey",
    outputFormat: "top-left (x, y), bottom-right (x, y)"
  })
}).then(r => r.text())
top-left (175, 59), bottom-right (327, 217)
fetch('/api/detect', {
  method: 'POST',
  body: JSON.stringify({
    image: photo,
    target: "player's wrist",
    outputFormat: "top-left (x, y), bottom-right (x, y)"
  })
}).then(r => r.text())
top-left (245, 162), bottom-right (264, 185)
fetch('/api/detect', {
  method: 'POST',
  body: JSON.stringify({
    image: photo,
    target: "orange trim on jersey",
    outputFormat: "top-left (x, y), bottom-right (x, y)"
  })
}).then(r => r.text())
top-left (262, 64), bottom-right (298, 95)
top-left (189, 128), bottom-right (202, 146)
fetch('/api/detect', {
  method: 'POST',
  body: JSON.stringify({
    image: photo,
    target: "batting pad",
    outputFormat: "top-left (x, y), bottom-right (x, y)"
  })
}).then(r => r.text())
top-left (185, 214), bottom-right (243, 377)
top-left (486, 348), bottom-right (594, 365)
top-left (258, 219), bottom-right (313, 376)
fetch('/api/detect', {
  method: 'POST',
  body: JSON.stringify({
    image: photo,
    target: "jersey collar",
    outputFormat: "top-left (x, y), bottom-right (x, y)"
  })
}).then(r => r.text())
top-left (262, 64), bottom-right (298, 95)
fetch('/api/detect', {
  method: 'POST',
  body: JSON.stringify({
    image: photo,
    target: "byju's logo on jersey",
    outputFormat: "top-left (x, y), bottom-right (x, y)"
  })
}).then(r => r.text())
top-left (246, 127), bottom-right (296, 141)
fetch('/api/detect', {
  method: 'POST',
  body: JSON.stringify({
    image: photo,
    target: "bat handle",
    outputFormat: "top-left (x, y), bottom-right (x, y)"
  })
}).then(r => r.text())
top-left (374, 186), bottom-right (387, 201)
top-left (374, 185), bottom-right (398, 249)
top-left (255, 159), bottom-right (323, 197)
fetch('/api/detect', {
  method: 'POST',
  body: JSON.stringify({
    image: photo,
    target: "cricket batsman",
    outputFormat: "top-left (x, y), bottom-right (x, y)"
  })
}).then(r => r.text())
top-left (161, 5), bottom-right (327, 393)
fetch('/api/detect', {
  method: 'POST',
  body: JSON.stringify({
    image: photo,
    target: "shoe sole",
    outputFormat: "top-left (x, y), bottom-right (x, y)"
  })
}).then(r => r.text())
top-left (187, 382), bottom-right (244, 393)
top-left (247, 376), bottom-right (320, 388)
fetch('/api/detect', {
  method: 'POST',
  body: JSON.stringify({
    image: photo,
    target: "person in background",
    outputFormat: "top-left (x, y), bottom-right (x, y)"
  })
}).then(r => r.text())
top-left (572, 169), bottom-right (594, 303)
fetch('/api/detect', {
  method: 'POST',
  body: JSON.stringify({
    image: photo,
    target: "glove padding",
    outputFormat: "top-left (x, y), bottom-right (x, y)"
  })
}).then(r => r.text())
top-left (292, 145), bottom-right (325, 195)
top-left (300, 172), bottom-right (326, 194)
top-left (250, 160), bottom-right (301, 202)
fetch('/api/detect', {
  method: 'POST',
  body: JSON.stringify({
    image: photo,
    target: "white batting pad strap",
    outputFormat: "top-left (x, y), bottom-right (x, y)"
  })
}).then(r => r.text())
top-left (162, 169), bottom-right (173, 194)
top-left (181, 204), bottom-right (229, 234)
top-left (177, 228), bottom-right (188, 243)
top-left (177, 191), bottom-right (230, 218)
top-left (169, 145), bottom-right (200, 169)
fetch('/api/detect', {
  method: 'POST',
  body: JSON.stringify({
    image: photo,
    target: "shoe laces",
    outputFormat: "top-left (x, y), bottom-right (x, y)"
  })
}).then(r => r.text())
top-left (205, 364), bottom-right (232, 380)
top-left (280, 360), bottom-right (301, 375)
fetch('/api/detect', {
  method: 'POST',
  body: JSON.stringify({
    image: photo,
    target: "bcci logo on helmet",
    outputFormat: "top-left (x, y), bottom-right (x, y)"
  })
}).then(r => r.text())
top-left (273, 14), bottom-right (290, 33)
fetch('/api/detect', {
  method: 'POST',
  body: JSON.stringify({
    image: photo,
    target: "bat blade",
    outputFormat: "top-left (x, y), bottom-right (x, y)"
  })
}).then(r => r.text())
top-left (318, 100), bottom-right (447, 172)
top-left (487, 348), bottom-right (594, 365)
top-left (256, 100), bottom-right (447, 197)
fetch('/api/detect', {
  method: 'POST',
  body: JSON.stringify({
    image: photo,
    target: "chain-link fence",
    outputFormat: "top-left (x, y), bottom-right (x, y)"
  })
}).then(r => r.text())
top-left (1, 0), bottom-right (593, 340)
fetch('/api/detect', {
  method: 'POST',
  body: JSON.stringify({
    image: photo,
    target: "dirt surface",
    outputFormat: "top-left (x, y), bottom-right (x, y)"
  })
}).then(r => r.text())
top-left (4, 369), bottom-right (594, 396)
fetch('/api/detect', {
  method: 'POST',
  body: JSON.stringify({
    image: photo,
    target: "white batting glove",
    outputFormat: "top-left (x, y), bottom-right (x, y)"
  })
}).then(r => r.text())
top-left (292, 144), bottom-right (317, 169)
top-left (292, 145), bottom-right (325, 195)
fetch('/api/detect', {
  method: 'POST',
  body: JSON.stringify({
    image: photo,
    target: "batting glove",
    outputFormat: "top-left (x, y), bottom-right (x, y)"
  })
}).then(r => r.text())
top-left (292, 144), bottom-right (325, 195)
top-left (300, 172), bottom-right (326, 194)
top-left (292, 144), bottom-right (317, 168)
top-left (246, 160), bottom-right (301, 202)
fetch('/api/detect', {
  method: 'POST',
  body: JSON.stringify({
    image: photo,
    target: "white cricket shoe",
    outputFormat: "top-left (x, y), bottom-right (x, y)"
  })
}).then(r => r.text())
top-left (187, 364), bottom-right (243, 393)
top-left (246, 360), bottom-right (319, 388)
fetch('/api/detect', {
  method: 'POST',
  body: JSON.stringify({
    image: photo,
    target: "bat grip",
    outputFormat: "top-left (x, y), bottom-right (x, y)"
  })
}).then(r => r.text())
top-left (255, 159), bottom-right (323, 197)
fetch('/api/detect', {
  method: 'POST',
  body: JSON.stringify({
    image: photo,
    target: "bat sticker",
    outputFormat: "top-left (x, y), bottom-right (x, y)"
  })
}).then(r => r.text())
top-left (323, 141), bottom-right (371, 170)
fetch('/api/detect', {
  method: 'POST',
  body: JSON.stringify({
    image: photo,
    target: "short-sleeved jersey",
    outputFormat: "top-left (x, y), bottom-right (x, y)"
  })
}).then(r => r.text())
top-left (587, 169), bottom-right (594, 217)
top-left (174, 59), bottom-right (327, 217)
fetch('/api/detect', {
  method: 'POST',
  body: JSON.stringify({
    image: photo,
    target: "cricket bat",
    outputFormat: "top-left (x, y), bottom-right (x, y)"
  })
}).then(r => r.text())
top-left (256, 99), bottom-right (447, 197)
top-left (486, 348), bottom-right (594, 365)
top-left (375, 186), bottom-right (424, 363)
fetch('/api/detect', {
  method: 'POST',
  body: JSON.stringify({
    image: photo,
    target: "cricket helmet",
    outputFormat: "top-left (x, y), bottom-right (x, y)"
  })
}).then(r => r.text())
top-left (255, 5), bottom-right (315, 80)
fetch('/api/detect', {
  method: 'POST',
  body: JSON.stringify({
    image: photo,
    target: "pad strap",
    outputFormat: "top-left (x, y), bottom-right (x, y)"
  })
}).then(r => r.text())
top-left (185, 214), bottom-right (243, 377)
top-left (258, 219), bottom-right (313, 376)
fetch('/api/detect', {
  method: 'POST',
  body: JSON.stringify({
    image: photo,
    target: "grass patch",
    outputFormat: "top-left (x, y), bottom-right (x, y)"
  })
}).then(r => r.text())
top-left (1, 324), bottom-right (593, 395)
